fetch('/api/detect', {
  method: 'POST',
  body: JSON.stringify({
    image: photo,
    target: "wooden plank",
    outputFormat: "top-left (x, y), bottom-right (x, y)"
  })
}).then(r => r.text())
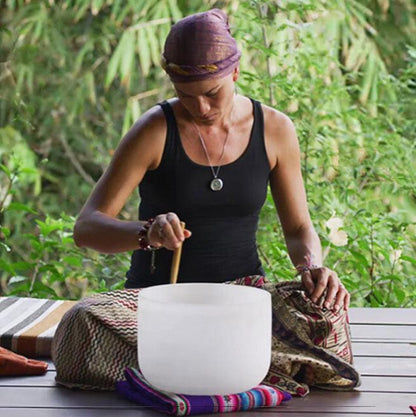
top-left (354, 356), bottom-right (416, 376)
top-left (357, 376), bottom-right (416, 393)
top-left (254, 408), bottom-right (410, 417)
top-left (254, 413), bottom-right (412, 416)
top-left (349, 308), bottom-right (416, 325)
top-left (350, 324), bottom-right (416, 341)
top-left (45, 359), bottom-right (55, 370)
top-left (352, 341), bottom-right (416, 357)
top-left (0, 387), bottom-right (142, 408)
top-left (0, 372), bottom-right (57, 387)
top-left (255, 412), bottom-right (414, 416)
top-left (282, 391), bottom-right (416, 415)
top-left (232, 412), bottom-right (412, 417)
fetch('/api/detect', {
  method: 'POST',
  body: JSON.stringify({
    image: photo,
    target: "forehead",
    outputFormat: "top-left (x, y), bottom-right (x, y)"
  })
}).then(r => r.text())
top-left (173, 73), bottom-right (233, 96)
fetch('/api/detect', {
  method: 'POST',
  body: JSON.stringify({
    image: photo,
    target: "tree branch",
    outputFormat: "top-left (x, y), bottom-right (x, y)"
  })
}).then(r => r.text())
top-left (258, 3), bottom-right (276, 106)
top-left (57, 135), bottom-right (95, 186)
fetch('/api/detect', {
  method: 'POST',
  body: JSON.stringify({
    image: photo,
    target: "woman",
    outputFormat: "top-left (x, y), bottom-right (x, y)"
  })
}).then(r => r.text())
top-left (74, 9), bottom-right (349, 313)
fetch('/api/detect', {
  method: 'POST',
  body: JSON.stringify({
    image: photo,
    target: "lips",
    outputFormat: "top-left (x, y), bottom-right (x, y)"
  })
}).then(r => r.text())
top-left (198, 114), bottom-right (217, 122)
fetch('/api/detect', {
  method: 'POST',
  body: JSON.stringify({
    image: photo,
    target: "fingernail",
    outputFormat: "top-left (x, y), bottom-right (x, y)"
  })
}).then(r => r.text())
top-left (334, 304), bottom-right (340, 312)
top-left (324, 302), bottom-right (330, 309)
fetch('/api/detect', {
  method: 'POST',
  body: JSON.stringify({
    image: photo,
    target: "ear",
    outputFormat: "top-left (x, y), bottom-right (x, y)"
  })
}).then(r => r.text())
top-left (232, 66), bottom-right (240, 82)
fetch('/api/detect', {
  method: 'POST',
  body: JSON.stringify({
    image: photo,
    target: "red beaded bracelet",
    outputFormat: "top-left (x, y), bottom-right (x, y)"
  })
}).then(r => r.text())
top-left (138, 218), bottom-right (158, 251)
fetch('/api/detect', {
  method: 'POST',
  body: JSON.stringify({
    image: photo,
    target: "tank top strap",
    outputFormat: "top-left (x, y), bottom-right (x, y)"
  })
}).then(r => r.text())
top-left (250, 99), bottom-right (264, 135)
top-left (247, 98), bottom-right (269, 171)
top-left (158, 100), bottom-right (179, 146)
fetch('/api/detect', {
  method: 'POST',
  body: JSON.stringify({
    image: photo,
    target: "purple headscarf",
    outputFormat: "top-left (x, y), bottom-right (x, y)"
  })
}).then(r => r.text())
top-left (161, 9), bottom-right (241, 83)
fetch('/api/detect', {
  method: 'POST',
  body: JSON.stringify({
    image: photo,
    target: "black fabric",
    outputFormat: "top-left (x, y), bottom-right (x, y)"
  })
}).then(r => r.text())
top-left (125, 99), bottom-right (270, 288)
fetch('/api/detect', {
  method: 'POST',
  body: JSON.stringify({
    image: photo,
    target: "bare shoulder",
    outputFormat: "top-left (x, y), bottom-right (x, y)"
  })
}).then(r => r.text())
top-left (262, 104), bottom-right (296, 137)
top-left (114, 104), bottom-right (167, 170)
top-left (261, 104), bottom-right (299, 169)
top-left (121, 104), bottom-right (166, 148)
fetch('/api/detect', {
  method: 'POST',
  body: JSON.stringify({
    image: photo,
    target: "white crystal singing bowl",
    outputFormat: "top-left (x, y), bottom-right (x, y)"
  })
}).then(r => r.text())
top-left (137, 283), bottom-right (272, 395)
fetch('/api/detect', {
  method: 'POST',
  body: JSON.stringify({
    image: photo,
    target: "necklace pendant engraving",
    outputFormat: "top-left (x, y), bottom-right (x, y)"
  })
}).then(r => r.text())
top-left (210, 178), bottom-right (223, 191)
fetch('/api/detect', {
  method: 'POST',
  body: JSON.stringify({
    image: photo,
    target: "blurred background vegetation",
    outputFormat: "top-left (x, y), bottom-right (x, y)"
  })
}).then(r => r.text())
top-left (0, 0), bottom-right (415, 306)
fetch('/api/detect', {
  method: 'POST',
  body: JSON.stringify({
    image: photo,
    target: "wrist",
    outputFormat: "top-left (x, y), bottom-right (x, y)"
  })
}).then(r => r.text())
top-left (137, 218), bottom-right (158, 251)
top-left (295, 254), bottom-right (320, 275)
top-left (295, 264), bottom-right (319, 275)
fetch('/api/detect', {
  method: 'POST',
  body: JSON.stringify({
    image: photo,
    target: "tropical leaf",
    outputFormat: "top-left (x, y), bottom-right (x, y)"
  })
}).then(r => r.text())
top-left (105, 37), bottom-right (123, 88)
top-left (137, 28), bottom-right (151, 77)
top-left (145, 26), bottom-right (160, 67)
top-left (120, 30), bottom-right (135, 87)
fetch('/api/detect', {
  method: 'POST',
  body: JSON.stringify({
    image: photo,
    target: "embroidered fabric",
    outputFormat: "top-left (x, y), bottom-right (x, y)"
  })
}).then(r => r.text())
top-left (117, 367), bottom-right (291, 416)
top-left (52, 276), bottom-right (361, 395)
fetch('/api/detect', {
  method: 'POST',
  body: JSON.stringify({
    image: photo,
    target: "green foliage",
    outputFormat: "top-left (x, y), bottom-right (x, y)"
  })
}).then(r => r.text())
top-left (240, 0), bottom-right (416, 306)
top-left (0, 0), bottom-right (415, 305)
top-left (0, 159), bottom-right (129, 299)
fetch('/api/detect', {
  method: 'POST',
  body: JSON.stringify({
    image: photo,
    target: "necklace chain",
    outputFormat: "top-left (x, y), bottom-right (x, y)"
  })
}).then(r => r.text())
top-left (191, 121), bottom-right (231, 180)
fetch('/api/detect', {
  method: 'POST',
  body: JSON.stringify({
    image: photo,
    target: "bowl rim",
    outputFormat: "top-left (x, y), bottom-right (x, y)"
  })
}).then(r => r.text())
top-left (138, 282), bottom-right (271, 307)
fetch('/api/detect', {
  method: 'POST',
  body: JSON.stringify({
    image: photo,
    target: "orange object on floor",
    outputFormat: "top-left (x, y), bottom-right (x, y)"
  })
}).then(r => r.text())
top-left (0, 347), bottom-right (48, 376)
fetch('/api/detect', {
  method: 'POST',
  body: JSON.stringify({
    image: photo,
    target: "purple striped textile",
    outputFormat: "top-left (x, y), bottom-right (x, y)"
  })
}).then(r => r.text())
top-left (116, 367), bottom-right (291, 416)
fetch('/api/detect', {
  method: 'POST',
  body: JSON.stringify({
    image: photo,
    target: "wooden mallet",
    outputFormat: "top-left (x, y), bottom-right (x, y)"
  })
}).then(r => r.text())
top-left (170, 221), bottom-right (185, 284)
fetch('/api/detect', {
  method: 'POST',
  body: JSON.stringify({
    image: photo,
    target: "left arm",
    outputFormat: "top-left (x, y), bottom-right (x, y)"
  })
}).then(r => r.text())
top-left (263, 106), bottom-right (349, 312)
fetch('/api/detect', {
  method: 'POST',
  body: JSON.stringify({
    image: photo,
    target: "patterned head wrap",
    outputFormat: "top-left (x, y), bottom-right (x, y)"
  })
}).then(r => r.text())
top-left (161, 9), bottom-right (241, 83)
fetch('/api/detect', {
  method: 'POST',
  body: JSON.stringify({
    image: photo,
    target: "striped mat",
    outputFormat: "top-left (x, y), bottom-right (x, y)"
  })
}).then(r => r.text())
top-left (0, 297), bottom-right (76, 357)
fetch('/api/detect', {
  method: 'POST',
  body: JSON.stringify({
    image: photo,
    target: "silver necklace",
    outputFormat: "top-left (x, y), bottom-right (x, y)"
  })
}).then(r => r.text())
top-left (191, 121), bottom-right (231, 191)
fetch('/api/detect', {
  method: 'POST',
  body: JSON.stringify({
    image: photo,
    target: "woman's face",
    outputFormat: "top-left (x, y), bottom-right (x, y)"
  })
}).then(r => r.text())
top-left (173, 68), bottom-right (237, 125)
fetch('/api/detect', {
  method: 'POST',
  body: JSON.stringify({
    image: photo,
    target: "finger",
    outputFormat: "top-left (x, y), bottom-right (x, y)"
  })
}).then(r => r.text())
top-left (167, 213), bottom-right (185, 242)
top-left (301, 270), bottom-right (315, 296)
top-left (166, 212), bottom-right (179, 224)
top-left (149, 215), bottom-right (191, 249)
top-left (159, 222), bottom-right (178, 250)
top-left (332, 282), bottom-right (346, 312)
top-left (149, 215), bottom-right (169, 246)
top-left (323, 275), bottom-right (340, 310)
top-left (165, 214), bottom-right (186, 249)
top-left (343, 290), bottom-right (351, 311)
top-left (147, 222), bottom-right (163, 247)
top-left (310, 268), bottom-right (329, 304)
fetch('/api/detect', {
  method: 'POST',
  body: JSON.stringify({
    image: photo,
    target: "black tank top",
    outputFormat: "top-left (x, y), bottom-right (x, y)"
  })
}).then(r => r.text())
top-left (125, 99), bottom-right (270, 288)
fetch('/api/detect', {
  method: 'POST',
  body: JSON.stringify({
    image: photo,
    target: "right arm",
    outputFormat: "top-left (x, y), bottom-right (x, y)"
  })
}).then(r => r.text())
top-left (73, 106), bottom-right (189, 253)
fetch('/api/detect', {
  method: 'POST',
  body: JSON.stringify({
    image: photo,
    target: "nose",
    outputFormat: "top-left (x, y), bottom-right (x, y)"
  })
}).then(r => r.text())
top-left (195, 96), bottom-right (210, 116)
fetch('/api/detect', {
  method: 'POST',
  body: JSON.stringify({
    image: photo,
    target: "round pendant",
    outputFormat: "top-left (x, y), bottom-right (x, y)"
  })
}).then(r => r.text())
top-left (210, 178), bottom-right (223, 191)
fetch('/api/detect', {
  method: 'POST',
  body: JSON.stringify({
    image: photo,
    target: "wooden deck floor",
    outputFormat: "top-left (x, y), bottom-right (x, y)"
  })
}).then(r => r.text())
top-left (1, 308), bottom-right (415, 416)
